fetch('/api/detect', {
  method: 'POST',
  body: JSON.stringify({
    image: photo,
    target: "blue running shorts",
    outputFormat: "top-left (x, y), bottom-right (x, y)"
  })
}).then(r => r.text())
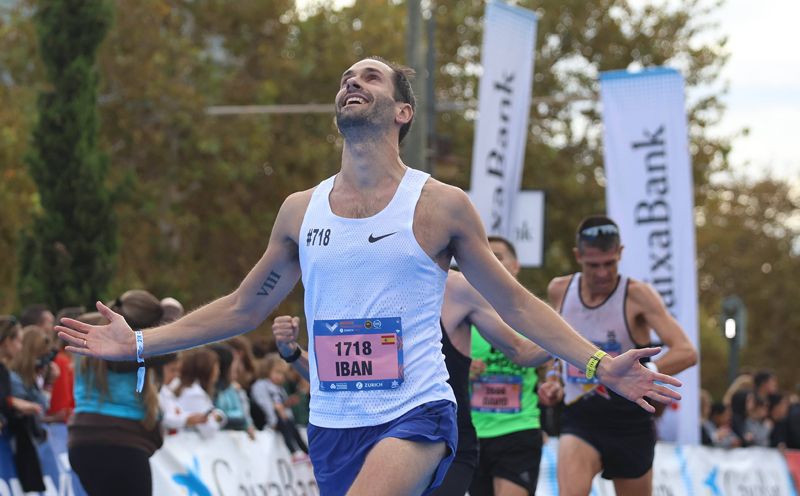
top-left (307, 399), bottom-right (457, 495)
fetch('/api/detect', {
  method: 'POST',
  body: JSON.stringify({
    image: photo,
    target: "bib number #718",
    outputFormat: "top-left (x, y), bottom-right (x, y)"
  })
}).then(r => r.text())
top-left (313, 318), bottom-right (404, 392)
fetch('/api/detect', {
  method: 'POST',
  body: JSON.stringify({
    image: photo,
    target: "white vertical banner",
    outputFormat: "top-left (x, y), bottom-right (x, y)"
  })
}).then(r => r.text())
top-left (469, 0), bottom-right (538, 238)
top-left (600, 68), bottom-right (700, 444)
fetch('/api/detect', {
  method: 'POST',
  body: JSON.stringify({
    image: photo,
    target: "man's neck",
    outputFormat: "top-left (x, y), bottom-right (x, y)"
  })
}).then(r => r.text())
top-left (340, 134), bottom-right (406, 189)
top-left (581, 276), bottom-right (617, 304)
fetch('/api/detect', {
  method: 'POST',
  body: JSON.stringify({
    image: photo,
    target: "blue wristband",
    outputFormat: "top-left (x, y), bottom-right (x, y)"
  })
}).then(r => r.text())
top-left (135, 330), bottom-right (145, 393)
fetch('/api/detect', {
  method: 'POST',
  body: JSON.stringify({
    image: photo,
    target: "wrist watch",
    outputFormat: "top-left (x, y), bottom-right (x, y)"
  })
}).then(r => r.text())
top-left (280, 346), bottom-right (302, 363)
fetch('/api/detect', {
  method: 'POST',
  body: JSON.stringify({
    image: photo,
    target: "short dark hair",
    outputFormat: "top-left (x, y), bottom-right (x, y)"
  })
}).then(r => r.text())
top-left (367, 56), bottom-right (416, 144)
top-left (20, 304), bottom-right (50, 327)
top-left (488, 236), bottom-right (517, 259)
top-left (576, 216), bottom-right (621, 253)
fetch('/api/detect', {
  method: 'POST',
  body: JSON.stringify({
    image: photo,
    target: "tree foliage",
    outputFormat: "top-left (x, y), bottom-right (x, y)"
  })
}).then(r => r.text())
top-left (16, 0), bottom-right (117, 310)
top-left (0, 0), bottom-right (797, 392)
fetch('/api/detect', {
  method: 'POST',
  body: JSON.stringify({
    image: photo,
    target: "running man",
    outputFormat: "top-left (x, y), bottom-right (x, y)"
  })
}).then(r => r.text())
top-left (548, 216), bottom-right (698, 496)
top-left (469, 237), bottom-right (558, 496)
top-left (271, 260), bottom-right (555, 496)
top-left (58, 57), bottom-right (681, 496)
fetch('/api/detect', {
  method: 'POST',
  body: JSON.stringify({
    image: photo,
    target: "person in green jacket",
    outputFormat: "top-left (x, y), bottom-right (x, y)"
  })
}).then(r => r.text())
top-left (470, 237), bottom-right (563, 496)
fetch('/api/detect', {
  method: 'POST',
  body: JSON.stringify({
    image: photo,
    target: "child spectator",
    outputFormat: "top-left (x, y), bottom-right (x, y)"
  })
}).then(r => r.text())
top-left (211, 343), bottom-right (255, 439)
top-left (227, 336), bottom-right (264, 430)
top-left (157, 353), bottom-right (206, 435)
top-left (171, 347), bottom-right (226, 438)
top-left (743, 395), bottom-right (771, 447)
top-left (251, 353), bottom-right (309, 462)
top-left (702, 402), bottom-right (741, 448)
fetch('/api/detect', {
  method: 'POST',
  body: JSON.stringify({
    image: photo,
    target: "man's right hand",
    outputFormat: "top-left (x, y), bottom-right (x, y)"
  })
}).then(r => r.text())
top-left (272, 315), bottom-right (301, 358)
top-left (56, 301), bottom-right (136, 361)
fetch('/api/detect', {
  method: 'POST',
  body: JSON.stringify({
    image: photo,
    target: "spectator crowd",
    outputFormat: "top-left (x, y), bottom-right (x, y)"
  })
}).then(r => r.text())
top-left (1, 291), bottom-right (799, 493)
top-left (0, 291), bottom-right (311, 493)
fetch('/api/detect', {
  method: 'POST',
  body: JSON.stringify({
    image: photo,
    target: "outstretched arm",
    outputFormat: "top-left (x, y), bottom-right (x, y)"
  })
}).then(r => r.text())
top-left (447, 271), bottom-right (550, 368)
top-left (56, 192), bottom-right (310, 360)
top-left (442, 187), bottom-right (681, 412)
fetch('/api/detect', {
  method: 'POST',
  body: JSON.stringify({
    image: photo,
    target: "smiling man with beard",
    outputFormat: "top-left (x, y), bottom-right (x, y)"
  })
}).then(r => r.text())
top-left (58, 57), bottom-right (682, 496)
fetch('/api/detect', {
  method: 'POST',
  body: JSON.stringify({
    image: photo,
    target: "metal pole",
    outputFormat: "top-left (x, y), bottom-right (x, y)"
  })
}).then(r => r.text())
top-left (728, 338), bottom-right (739, 386)
top-left (402, 0), bottom-right (428, 172)
top-left (425, 9), bottom-right (436, 175)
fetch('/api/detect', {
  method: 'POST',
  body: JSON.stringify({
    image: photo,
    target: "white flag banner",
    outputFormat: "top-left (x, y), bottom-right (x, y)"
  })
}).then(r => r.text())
top-left (469, 0), bottom-right (537, 239)
top-left (600, 68), bottom-right (700, 444)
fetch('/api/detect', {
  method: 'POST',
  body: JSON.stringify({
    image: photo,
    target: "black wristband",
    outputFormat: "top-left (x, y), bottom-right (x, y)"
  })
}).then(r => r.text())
top-left (280, 346), bottom-right (302, 363)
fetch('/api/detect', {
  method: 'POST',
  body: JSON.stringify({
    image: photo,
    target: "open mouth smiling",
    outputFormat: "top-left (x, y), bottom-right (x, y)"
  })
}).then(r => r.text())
top-left (342, 94), bottom-right (368, 108)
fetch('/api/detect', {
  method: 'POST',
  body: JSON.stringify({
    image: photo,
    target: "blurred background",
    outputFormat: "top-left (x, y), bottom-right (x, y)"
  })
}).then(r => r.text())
top-left (0, 0), bottom-right (797, 401)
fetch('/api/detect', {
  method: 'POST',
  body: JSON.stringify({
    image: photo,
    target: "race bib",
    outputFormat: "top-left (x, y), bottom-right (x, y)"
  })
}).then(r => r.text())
top-left (470, 375), bottom-right (523, 413)
top-left (313, 317), bottom-right (403, 392)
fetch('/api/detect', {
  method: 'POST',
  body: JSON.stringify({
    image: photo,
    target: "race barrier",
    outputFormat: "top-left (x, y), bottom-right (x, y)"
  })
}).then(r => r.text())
top-left (537, 438), bottom-right (798, 496)
top-left (1, 425), bottom-right (797, 495)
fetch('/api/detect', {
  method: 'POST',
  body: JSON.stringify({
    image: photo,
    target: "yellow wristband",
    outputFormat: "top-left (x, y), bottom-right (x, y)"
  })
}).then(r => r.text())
top-left (585, 350), bottom-right (608, 380)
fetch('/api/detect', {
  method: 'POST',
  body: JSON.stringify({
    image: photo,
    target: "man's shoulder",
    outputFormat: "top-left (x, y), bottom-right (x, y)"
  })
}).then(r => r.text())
top-left (625, 278), bottom-right (653, 298)
top-left (625, 278), bottom-right (665, 309)
top-left (420, 178), bottom-right (470, 208)
top-left (546, 274), bottom-right (575, 306)
top-left (283, 187), bottom-right (316, 210)
top-left (547, 274), bottom-right (574, 293)
top-left (276, 187), bottom-right (317, 229)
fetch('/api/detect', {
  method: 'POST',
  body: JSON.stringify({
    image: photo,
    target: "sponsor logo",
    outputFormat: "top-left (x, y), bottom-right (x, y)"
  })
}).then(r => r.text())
top-left (368, 232), bottom-right (397, 243)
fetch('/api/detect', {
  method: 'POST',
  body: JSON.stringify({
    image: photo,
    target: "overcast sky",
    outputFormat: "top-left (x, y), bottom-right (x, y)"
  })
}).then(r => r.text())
top-left (708, 0), bottom-right (800, 184)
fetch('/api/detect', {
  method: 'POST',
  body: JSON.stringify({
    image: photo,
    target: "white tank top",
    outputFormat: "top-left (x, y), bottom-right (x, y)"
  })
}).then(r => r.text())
top-left (298, 167), bottom-right (455, 428)
top-left (559, 273), bottom-right (635, 404)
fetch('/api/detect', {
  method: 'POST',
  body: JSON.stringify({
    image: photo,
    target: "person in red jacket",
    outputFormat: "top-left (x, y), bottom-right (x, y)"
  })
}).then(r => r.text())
top-left (47, 307), bottom-right (84, 421)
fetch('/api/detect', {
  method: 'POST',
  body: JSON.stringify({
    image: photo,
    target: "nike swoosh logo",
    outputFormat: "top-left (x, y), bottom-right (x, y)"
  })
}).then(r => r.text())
top-left (368, 232), bottom-right (397, 243)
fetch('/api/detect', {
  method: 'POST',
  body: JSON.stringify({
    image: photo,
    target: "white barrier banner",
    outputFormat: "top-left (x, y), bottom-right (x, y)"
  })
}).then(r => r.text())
top-left (536, 440), bottom-right (798, 495)
top-left (600, 67), bottom-right (700, 444)
top-left (469, 0), bottom-right (537, 239)
top-left (151, 430), bottom-right (317, 496)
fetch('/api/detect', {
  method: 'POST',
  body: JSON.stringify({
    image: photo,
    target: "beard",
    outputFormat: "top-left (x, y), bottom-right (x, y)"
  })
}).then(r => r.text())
top-left (335, 94), bottom-right (396, 137)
